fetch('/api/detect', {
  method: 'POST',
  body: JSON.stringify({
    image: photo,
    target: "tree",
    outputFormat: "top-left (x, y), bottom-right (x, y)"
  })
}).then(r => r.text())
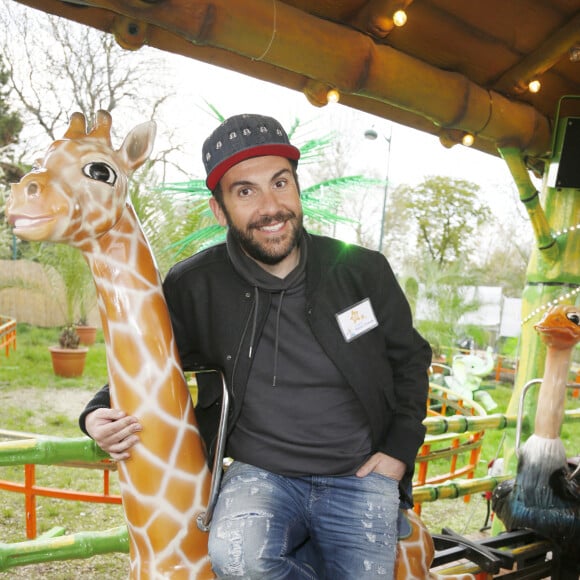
top-left (160, 165), bottom-right (374, 260)
top-left (0, 54), bottom-right (22, 162)
top-left (412, 259), bottom-right (483, 357)
top-left (0, 2), bottom-right (171, 146)
top-left (397, 176), bottom-right (488, 267)
top-left (473, 188), bottom-right (531, 297)
top-left (0, 2), bottom-right (192, 264)
top-left (0, 53), bottom-right (24, 259)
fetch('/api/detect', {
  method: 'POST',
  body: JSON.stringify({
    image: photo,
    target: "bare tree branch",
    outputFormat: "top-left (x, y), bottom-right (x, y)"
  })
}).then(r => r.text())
top-left (0, 1), bottom-right (173, 149)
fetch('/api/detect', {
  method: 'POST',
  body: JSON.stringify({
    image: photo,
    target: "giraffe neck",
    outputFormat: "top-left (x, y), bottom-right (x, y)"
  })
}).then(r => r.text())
top-left (83, 204), bottom-right (171, 410)
top-left (83, 203), bottom-right (214, 578)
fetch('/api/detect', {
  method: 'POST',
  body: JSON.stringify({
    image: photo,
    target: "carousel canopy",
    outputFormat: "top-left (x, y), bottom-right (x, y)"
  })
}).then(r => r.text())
top-left (13, 0), bottom-right (580, 171)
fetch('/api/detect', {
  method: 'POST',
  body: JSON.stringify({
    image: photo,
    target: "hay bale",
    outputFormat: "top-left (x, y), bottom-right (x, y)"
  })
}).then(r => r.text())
top-left (0, 259), bottom-right (67, 327)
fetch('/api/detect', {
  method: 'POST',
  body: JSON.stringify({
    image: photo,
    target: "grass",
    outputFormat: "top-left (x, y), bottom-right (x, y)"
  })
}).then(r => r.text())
top-left (1, 324), bottom-right (109, 391)
top-left (0, 324), bottom-right (128, 579)
top-left (1, 325), bottom-right (580, 577)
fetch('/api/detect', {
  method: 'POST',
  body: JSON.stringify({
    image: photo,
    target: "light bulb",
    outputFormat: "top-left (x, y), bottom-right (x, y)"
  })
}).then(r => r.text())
top-left (326, 89), bottom-right (340, 104)
top-left (393, 10), bottom-right (407, 27)
top-left (528, 80), bottom-right (541, 93)
top-left (462, 133), bottom-right (474, 147)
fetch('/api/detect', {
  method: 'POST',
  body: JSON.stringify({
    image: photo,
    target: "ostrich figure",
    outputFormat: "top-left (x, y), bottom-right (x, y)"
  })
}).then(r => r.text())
top-left (492, 304), bottom-right (580, 575)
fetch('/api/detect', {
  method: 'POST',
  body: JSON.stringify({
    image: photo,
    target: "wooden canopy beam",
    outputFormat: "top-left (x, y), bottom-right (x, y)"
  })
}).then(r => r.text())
top-left (493, 12), bottom-right (580, 94)
top-left (15, 0), bottom-right (553, 162)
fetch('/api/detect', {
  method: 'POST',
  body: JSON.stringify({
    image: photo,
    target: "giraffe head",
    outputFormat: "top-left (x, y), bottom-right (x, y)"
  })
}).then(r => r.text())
top-left (6, 110), bottom-right (156, 247)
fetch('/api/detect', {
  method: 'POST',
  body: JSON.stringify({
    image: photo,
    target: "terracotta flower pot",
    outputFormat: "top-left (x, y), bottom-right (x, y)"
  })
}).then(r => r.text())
top-left (48, 346), bottom-right (89, 378)
top-left (75, 325), bottom-right (98, 346)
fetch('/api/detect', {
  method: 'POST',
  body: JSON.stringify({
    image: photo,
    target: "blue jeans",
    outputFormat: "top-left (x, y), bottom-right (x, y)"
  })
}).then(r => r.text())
top-left (208, 461), bottom-right (399, 579)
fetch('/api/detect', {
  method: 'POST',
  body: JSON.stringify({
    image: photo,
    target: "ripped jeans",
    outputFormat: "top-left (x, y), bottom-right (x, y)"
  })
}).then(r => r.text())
top-left (208, 461), bottom-right (399, 579)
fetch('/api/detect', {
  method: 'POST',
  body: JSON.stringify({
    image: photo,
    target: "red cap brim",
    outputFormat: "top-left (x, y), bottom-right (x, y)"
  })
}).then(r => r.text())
top-left (206, 144), bottom-right (300, 191)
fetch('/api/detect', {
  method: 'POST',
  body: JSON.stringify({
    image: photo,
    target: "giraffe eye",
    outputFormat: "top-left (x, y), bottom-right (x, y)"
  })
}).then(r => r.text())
top-left (566, 312), bottom-right (580, 325)
top-left (82, 162), bottom-right (117, 185)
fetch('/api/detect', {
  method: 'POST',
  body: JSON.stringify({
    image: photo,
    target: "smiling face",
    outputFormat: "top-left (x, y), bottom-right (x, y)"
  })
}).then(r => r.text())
top-left (7, 137), bottom-right (127, 247)
top-left (209, 155), bottom-right (303, 278)
top-left (6, 111), bottom-right (155, 251)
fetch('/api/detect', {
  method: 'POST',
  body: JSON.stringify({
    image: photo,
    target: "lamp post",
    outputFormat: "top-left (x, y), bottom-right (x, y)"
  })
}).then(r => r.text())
top-left (364, 126), bottom-right (392, 253)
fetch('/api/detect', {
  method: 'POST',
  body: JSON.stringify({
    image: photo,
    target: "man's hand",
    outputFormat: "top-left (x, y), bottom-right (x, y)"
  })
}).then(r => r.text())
top-left (356, 452), bottom-right (406, 481)
top-left (85, 408), bottom-right (142, 461)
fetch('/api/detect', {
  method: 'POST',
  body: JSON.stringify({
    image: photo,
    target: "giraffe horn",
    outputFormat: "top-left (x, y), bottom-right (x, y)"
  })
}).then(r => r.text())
top-left (63, 112), bottom-right (88, 139)
top-left (89, 110), bottom-right (113, 146)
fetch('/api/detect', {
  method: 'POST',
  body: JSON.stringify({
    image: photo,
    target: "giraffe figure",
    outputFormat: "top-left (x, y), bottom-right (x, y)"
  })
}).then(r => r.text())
top-left (6, 110), bottom-right (214, 579)
top-left (395, 509), bottom-right (479, 579)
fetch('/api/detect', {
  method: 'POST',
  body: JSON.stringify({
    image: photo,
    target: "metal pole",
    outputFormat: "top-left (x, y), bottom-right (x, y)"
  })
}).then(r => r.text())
top-left (378, 129), bottom-right (392, 252)
top-left (364, 126), bottom-right (393, 252)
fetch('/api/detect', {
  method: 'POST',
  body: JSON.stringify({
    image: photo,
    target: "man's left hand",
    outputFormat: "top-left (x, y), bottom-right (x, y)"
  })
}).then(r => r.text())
top-left (356, 452), bottom-right (406, 481)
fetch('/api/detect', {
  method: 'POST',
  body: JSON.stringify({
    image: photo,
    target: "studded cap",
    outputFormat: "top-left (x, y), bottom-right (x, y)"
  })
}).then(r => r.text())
top-left (202, 114), bottom-right (301, 191)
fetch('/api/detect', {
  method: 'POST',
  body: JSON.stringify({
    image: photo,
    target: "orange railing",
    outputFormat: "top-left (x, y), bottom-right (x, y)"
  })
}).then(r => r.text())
top-left (494, 354), bottom-right (517, 382)
top-left (0, 315), bottom-right (17, 360)
top-left (0, 430), bottom-right (122, 539)
top-left (413, 385), bottom-right (486, 514)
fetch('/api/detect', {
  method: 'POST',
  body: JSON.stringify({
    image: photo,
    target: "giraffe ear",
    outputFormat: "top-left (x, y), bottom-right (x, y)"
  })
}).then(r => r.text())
top-left (118, 120), bottom-right (157, 173)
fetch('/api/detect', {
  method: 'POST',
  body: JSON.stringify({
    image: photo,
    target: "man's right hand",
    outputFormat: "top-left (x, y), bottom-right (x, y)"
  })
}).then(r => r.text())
top-left (85, 408), bottom-right (142, 461)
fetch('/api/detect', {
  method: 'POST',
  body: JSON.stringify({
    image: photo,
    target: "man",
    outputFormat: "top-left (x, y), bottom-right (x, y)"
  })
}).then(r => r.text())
top-left (80, 113), bottom-right (432, 579)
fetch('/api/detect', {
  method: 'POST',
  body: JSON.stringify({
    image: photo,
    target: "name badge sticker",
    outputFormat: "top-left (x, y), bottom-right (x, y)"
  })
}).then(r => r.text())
top-left (335, 298), bottom-right (379, 343)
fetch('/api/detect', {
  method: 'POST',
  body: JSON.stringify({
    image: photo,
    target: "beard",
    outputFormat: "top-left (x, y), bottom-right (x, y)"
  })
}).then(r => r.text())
top-left (225, 208), bottom-right (303, 266)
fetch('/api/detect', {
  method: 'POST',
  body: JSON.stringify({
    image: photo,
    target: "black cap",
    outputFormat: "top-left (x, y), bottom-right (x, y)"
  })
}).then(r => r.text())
top-left (202, 114), bottom-right (301, 190)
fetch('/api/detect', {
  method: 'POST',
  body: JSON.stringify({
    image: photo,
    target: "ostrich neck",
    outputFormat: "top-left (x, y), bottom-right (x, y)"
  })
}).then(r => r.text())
top-left (535, 345), bottom-right (572, 439)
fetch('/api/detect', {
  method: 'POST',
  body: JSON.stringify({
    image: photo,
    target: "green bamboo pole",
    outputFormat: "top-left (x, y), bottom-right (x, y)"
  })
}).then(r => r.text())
top-left (3, 412), bottom-right (579, 469)
top-left (0, 436), bottom-right (109, 466)
top-left (0, 526), bottom-right (128, 571)
top-left (3, 411), bottom-right (579, 469)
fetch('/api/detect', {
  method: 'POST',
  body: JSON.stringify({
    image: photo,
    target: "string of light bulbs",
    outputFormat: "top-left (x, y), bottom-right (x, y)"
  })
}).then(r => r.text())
top-left (522, 225), bottom-right (580, 325)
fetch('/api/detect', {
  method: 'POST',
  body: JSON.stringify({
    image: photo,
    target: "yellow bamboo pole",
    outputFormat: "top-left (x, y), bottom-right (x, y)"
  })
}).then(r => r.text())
top-left (423, 414), bottom-right (517, 436)
top-left (499, 148), bottom-right (557, 261)
top-left (413, 476), bottom-right (508, 504)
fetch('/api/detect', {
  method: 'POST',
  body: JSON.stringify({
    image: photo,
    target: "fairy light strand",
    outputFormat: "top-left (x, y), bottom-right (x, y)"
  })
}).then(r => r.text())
top-left (522, 287), bottom-right (580, 326)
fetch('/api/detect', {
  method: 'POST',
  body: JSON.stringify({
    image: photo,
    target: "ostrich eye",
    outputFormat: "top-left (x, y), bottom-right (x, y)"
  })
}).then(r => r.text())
top-left (566, 312), bottom-right (580, 325)
top-left (82, 162), bottom-right (117, 185)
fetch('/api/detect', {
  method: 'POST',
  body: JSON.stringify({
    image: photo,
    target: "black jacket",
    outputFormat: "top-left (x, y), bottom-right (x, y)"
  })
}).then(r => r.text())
top-left (80, 232), bottom-right (431, 493)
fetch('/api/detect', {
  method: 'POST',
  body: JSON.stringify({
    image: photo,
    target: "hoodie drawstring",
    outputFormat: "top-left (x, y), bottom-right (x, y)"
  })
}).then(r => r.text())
top-left (248, 286), bottom-right (259, 359)
top-left (272, 290), bottom-right (285, 387)
top-left (248, 287), bottom-right (285, 388)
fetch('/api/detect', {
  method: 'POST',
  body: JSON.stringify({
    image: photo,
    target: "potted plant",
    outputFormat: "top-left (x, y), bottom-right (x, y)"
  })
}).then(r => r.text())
top-left (49, 324), bottom-right (89, 377)
top-left (32, 243), bottom-right (96, 324)
top-left (32, 242), bottom-right (98, 342)
top-left (75, 316), bottom-right (98, 346)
